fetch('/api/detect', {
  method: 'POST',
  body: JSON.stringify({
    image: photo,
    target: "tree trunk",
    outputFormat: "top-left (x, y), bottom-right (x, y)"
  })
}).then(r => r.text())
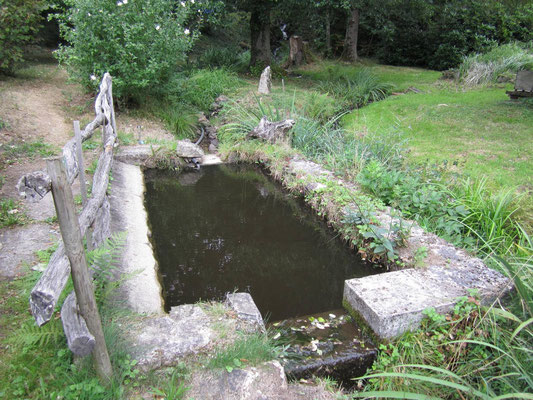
top-left (325, 10), bottom-right (331, 57)
top-left (250, 8), bottom-right (271, 67)
top-left (343, 8), bottom-right (359, 62)
top-left (288, 35), bottom-right (305, 67)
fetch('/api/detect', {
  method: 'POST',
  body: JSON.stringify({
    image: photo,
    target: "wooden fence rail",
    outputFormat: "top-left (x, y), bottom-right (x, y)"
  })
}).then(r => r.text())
top-left (17, 74), bottom-right (118, 360)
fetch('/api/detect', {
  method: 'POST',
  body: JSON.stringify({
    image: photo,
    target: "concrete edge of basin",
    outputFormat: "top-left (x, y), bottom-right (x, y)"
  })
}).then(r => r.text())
top-left (110, 160), bottom-right (164, 315)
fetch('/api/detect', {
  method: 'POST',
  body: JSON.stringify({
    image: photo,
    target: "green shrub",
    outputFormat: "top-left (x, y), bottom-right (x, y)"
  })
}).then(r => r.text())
top-left (54, 0), bottom-right (196, 101)
top-left (0, 0), bottom-right (44, 75)
top-left (459, 42), bottom-right (533, 86)
top-left (301, 91), bottom-right (339, 122)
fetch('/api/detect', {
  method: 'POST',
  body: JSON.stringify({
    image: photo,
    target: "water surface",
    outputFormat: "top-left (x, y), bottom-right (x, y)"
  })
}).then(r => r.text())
top-left (144, 165), bottom-right (378, 321)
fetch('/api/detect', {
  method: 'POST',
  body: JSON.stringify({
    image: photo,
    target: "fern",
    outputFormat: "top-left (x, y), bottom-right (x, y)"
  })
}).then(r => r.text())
top-left (87, 231), bottom-right (127, 282)
top-left (12, 320), bottom-right (64, 349)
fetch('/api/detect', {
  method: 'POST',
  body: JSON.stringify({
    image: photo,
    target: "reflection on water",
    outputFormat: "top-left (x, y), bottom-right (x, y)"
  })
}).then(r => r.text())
top-left (144, 165), bottom-right (378, 321)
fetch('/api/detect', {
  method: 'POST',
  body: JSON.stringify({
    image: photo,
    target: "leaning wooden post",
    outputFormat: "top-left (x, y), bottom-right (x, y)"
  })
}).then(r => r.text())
top-left (47, 157), bottom-right (113, 383)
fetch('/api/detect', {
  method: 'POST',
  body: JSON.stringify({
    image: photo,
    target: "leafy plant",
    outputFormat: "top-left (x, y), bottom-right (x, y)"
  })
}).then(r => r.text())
top-left (175, 68), bottom-right (243, 111)
top-left (197, 46), bottom-right (249, 73)
top-left (159, 106), bottom-right (199, 140)
top-left (54, 0), bottom-right (197, 101)
top-left (318, 68), bottom-right (394, 109)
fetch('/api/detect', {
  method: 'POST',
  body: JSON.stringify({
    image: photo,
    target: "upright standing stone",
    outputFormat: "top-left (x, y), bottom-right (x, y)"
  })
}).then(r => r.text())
top-left (258, 66), bottom-right (272, 94)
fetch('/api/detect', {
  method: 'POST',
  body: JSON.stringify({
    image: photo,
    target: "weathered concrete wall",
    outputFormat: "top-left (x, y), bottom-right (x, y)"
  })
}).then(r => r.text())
top-left (109, 161), bottom-right (164, 315)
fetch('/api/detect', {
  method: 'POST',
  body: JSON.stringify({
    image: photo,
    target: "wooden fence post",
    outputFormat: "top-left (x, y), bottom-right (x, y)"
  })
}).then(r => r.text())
top-left (74, 121), bottom-right (93, 251)
top-left (47, 157), bottom-right (113, 384)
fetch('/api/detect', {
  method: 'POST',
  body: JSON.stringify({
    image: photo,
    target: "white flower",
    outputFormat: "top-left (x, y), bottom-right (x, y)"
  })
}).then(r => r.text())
top-left (180, 1), bottom-right (185, 6)
top-left (155, 25), bottom-right (160, 30)
top-left (87, 12), bottom-right (91, 16)
top-left (184, 28), bottom-right (190, 35)
top-left (123, 0), bottom-right (128, 3)
top-left (90, 74), bottom-right (97, 81)
top-left (191, 0), bottom-right (195, 3)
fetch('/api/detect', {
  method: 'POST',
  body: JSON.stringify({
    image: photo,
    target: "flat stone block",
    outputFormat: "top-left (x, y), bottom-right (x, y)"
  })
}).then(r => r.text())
top-left (344, 270), bottom-right (455, 339)
top-left (226, 292), bottom-right (266, 333)
top-left (344, 262), bottom-right (511, 339)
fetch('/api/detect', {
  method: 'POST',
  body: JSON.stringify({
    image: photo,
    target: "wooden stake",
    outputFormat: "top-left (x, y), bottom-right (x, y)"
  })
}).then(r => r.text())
top-left (74, 121), bottom-right (93, 251)
top-left (47, 158), bottom-right (113, 384)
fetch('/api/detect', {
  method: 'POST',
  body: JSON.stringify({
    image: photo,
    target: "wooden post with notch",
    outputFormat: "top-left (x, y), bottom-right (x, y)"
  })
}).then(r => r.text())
top-left (47, 157), bottom-right (113, 383)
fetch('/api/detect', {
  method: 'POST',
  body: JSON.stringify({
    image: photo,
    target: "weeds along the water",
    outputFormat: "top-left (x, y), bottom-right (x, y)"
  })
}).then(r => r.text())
top-left (206, 332), bottom-right (286, 373)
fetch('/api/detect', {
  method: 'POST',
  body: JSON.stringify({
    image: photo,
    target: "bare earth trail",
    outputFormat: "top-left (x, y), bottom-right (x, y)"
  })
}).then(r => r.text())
top-left (0, 59), bottom-right (170, 281)
top-left (0, 63), bottom-right (80, 280)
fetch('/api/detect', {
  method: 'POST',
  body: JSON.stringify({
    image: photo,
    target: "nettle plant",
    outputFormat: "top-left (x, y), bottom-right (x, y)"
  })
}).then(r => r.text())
top-left (55, 0), bottom-right (198, 100)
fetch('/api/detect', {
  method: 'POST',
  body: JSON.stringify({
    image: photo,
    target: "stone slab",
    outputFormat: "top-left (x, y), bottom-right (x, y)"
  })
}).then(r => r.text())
top-left (344, 260), bottom-right (512, 339)
top-left (130, 304), bottom-right (213, 371)
top-left (226, 292), bottom-right (266, 333)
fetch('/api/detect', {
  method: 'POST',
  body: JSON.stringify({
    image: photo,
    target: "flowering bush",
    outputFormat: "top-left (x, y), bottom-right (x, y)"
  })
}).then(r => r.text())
top-left (55, 0), bottom-right (197, 100)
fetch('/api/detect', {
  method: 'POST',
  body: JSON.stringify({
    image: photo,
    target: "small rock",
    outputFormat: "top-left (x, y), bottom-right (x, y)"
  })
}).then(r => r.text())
top-left (198, 112), bottom-right (209, 126)
top-left (176, 140), bottom-right (204, 159)
top-left (206, 126), bottom-right (218, 139)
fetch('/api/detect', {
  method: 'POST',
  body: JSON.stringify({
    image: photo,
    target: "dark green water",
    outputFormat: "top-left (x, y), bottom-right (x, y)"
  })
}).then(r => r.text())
top-left (144, 165), bottom-right (378, 321)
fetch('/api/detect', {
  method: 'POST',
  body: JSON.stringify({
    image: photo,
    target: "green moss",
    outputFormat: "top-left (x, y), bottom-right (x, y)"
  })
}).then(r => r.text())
top-left (342, 298), bottom-right (385, 346)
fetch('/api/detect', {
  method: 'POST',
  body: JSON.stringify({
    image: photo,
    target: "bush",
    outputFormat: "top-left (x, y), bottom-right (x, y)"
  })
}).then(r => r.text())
top-left (459, 42), bottom-right (533, 86)
top-left (55, 0), bottom-right (197, 101)
top-left (0, 0), bottom-right (44, 75)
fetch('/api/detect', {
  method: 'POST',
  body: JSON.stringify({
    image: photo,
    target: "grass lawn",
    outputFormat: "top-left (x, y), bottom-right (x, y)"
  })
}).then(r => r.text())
top-left (287, 61), bottom-right (533, 227)
top-left (344, 87), bottom-right (533, 192)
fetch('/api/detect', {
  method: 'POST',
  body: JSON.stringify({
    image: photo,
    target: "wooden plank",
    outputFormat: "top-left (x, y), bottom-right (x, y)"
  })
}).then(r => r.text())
top-left (47, 158), bottom-right (113, 383)
top-left (61, 291), bottom-right (95, 356)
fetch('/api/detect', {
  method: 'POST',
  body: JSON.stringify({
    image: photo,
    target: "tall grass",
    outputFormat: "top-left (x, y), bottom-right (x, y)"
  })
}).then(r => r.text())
top-left (459, 42), bottom-right (533, 86)
top-left (451, 178), bottom-right (528, 256)
top-left (207, 332), bottom-right (285, 371)
top-left (318, 68), bottom-right (394, 109)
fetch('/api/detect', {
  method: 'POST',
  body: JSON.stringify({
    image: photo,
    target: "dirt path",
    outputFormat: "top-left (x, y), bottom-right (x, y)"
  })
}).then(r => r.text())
top-left (0, 53), bottom-right (171, 280)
